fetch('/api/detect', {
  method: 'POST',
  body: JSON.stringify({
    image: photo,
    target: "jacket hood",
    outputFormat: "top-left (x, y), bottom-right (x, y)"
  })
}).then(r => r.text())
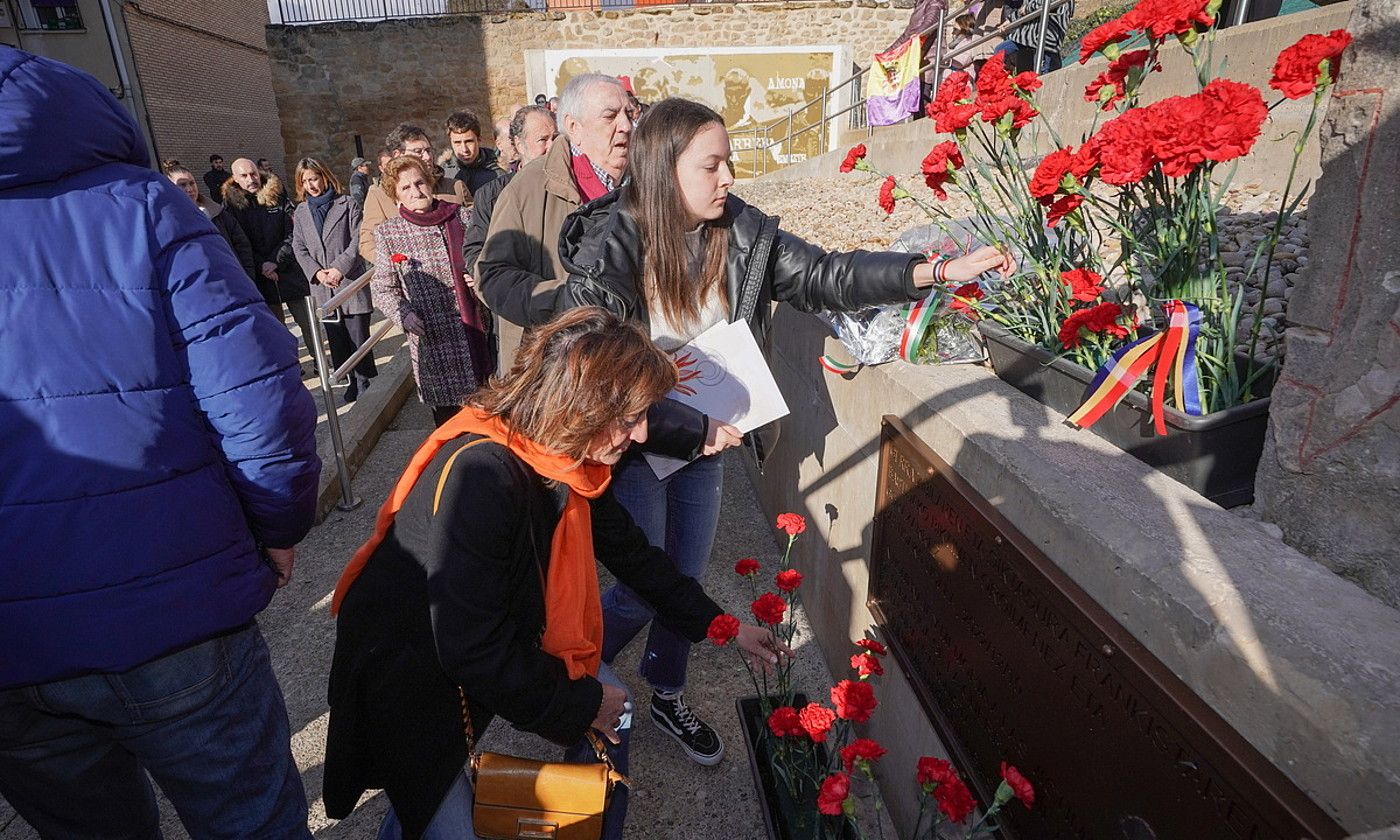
top-left (0, 47), bottom-right (148, 191)
top-left (222, 173), bottom-right (287, 210)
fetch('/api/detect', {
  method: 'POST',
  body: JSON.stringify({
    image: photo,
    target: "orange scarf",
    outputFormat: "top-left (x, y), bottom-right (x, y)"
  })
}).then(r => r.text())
top-left (330, 407), bottom-right (610, 680)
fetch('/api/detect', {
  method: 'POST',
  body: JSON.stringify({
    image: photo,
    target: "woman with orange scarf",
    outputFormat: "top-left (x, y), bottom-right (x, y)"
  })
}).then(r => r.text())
top-left (322, 308), bottom-right (784, 840)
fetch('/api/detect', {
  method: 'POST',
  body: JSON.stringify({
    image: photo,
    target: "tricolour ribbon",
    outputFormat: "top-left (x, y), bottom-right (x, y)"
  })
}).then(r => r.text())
top-left (819, 258), bottom-right (951, 375)
top-left (1066, 300), bottom-right (1202, 435)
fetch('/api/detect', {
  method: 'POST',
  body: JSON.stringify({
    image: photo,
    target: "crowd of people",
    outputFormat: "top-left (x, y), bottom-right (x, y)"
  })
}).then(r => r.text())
top-left (2, 44), bottom-right (1013, 840)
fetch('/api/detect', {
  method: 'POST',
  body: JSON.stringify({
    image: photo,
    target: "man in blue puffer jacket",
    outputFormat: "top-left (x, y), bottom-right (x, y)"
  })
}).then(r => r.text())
top-left (0, 48), bottom-right (320, 837)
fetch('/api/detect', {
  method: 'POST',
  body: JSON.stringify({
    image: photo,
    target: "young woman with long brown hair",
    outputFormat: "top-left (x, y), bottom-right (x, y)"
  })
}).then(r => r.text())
top-left (556, 97), bottom-right (1014, 766)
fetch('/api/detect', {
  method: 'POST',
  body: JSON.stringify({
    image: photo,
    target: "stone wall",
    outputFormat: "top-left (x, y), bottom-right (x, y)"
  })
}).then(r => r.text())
top-left (265, 0), bottom-right (913, 177)
top-left (1254, 0), bottom-right (1400, 608)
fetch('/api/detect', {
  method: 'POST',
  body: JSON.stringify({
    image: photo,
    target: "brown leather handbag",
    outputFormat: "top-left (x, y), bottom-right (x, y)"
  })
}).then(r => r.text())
top-left (460, 694), bottom-right (629, 840)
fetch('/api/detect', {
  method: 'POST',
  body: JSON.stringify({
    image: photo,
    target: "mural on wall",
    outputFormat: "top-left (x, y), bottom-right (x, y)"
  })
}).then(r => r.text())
top-left (531, 45), bottom-right (849, 178)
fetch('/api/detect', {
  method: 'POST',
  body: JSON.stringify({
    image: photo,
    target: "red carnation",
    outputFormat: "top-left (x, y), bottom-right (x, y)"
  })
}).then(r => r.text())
top-left (767, 706), bottom-right (805, 738)
top-left (775, 569), bottom-right (803, 592)
top-left (917, 756), bottom-right (957, 789)
top-left (877, 176), bottom-right (898, 214)
top-left (840, 738), bottom-right (888, 773)
top-left (1085, 49), bottom-right (1157, 111)
top-left (921, 141), bottom-right (964, 200)
top-left (1045, 193), bottom-right (1085, 228)
top-left (1270, 29), bottom-right (1351, 99)
top-left (1091, 107), bottom-right (1157, 185)
top-left (851, 651), bottom-right (885, 678)
top-left (1133, 0), bottom-right (1214, 39)
top-left (751, 592), bottom-right (787, 625)
top-left (975, 54), bottom-right (1040, 129)
top-left (1058, 301), bottom-right (1134, 348)
top-left (1000, 762), bottom-right (1036, 809)
top-left (948, 282), bottom-right (984, 317)
top-left (776, 512), bottom-right (807, 536)
top-left (925, 72), bottom-right (978, 134)
top-left (706, 613), bottom-right (740, 645)
top-left (1060, 268), bottom-right (1105, 302)
top-left (817, 773), bottom-right (851, 815)
top-left (934, 773), bottom-right (977, 823)
top-left (831, 678), bottom-right (878, 723)
top-left (390, 252), bottom-right (408, 263)
top-left (1079, 12), bottom-right (1139, 62)
top-left (839, 143), bottom-right (868, 173)
top-left (798, 702), bottom-right (836, 742)
top-left (1012, 71), bottom-right (1042, 93)
top-left (734, 557), bottom-right (760, 577)
top-left (1147, 79), bottom-right (1266, 178)
top-left (1029, 147), bottom-right (1076, 200)
top-left (856, 638), bottom-right (888, 656)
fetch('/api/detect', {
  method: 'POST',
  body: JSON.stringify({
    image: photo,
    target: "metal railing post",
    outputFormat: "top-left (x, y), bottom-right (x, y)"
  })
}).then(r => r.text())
top-left (306, 297), bottom-right (363, 512)
top-left (1230, 0), bottom-right (1251, 26)
top-left (820, 89), bottom-right (829, 155)
top-left (1033, 0), bottom-right (1053, 74)
top-left (930, 7), bottom-right (946, 89)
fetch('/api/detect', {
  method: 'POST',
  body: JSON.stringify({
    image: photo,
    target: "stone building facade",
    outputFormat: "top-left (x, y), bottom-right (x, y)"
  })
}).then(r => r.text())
top-left (265, 0), bottom-right (914, 178)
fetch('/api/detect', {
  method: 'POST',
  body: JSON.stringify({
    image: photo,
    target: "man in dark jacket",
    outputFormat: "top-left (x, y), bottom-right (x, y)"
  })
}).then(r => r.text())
top-left (441, 109), bottom-right (507, 201)
top-left (348, 155), bottom-right (371, 210)
top-left (0, 47), bottom-right (319, 838)
top-left (463, 104), bottom-right (557, 280)
top-left (203, 153), bottom-right (228, 198)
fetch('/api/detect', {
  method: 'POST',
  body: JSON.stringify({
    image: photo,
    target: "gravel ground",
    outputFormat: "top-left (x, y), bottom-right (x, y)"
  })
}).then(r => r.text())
top-left (1, 401), bottom-right (846, 840)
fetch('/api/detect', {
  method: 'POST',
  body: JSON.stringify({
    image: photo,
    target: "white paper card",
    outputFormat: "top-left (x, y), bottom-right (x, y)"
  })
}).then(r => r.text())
top-left (645, 319), bottom-right (791, 480)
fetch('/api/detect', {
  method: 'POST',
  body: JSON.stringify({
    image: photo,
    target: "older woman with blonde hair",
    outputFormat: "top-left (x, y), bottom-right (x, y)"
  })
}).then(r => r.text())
top-left (323, 307), bottom-right (786, 840)
top-left (372, 154), bottom-right (493, 426)
top-left (290, 157), bottom-right (378, 402)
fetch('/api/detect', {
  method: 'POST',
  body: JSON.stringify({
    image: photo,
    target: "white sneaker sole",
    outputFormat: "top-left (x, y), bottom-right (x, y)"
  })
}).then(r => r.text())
top-left (650, 711), bottom-right (726, 766)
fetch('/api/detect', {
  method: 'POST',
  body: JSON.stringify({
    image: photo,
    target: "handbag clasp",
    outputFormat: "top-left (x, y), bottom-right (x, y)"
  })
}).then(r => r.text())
top-left (517, 817), bottom-right (559, 838)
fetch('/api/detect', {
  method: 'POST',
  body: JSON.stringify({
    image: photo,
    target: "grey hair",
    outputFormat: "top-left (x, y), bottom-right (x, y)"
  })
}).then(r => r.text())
top-left (509, 105), bottom-right (557, 142)
top-left (558, 74), bottom-right (624, 130)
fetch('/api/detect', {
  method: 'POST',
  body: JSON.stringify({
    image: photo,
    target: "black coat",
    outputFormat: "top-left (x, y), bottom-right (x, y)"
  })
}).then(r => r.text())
top-left (202, 168), bottom-right (228, 201)
top-left (463, 170), bottom-right (512, 279)
top-left (557, 190), bottom-right (923, 460)
top-left (222, 177), bottom-right (310, 300)
top-left (443, 146), bottom-right (507, 201)
top-left (209, 204), bottom-right (256, 282)
top-left (323, 435), bottom-right (721, 838)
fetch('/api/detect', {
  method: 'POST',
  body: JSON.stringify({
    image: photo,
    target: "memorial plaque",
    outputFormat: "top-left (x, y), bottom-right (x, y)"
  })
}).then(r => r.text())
top-left (868, 417), bottom-right (1343, 840)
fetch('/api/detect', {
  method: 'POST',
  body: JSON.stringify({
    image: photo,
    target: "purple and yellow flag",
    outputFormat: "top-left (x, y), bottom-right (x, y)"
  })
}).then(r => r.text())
top-left (866, 36), bottom-right (923, 127)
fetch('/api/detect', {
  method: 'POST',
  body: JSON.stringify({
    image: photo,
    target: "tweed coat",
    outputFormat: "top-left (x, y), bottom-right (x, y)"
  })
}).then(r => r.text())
top-left (371, 205), bottom-right (484, 406)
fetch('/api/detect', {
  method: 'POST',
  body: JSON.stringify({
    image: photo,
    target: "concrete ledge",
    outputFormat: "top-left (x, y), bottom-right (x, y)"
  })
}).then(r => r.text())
top-left (746, 305), bottom-right (1400, 834)
top-left (310, 331), bottom-right (416, 522)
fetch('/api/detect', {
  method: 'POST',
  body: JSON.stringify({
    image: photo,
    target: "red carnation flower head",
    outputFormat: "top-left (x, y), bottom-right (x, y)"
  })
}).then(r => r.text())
top-left (877, 176), bottom-right (898, 214)
top-left (1133, 0), bottom-right (1215, 40)
top-left (921, 140), bottom-right (965, 200)
top-left (998, 762), bottom-right (1036, 809)
top-left (706, 613), bottom-right (740, 646)
top-left (948, 282), bottom-right (985, 317)
top-left (1012, 71), bottom-right (1043, 94)
top-left (934, 773), bottom-right (977, 823)
top-left (851, 651), bottom-right (885, 678)
top-left (840, 738), bottom-right (888, 773)
top-left (916, 755), bottom-right (957, 789)
top-left (775, 568), bottom-right (803, 592)
top-left (925, 71), bottom-right (979, 134)
top-left (776, 512), bottom-right (807, 536)
top-left (1045, 193), bottom-right (1085, 228)
top-left (798, 702), bottom-right (837, 742)
top-left (390, 252), bottom-right (409, 263)
top-left (817, 773), bottom-right (851, 816)
top-left (1058, 301), bottom-right (1135, 348)
top-left (1145, 79), bottom-right (1266, 178)
top-left (734, 557), bottom-right (760, 577)
top-left (751, 592), bottom-right (787, 625)
top-left (1270, 29), bottom-right (1352, 99)
top-left (831, 678), bottom-right (878, 723)
top-left (1078, 12), bottom-right (1140, 63)
top-left (767, 706), bottom-right (805, 738)
top-left (1090, 107), bottom-right (1157, 185)
top-left (856, 638), bottom-right (888, 656)
top-left (1084, 49), bottom-right (1159, 111)
top-left (839, 143), bottom-right (869, 173)
top-left (1060, 268), bottom-right (1105, 302)
top-left (1029, 147), bottom-right (1077, 200)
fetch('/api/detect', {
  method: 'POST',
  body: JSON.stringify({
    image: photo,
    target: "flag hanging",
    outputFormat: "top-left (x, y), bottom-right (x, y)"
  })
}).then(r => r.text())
top-left (866, 36), bottom-right (923, 127)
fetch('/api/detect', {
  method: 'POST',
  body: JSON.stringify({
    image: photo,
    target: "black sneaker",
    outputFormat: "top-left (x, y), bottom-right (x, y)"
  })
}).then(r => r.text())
top-left (650, 690), bottom-right (724, 766)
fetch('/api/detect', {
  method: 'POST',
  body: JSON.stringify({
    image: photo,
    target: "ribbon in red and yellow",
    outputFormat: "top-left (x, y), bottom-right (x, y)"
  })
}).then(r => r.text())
top-left (1067, 300), bottom-right (1203, 435)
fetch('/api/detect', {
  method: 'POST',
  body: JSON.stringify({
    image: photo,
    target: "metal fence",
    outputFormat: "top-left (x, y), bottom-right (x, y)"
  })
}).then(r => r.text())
top-left (276, 0), bottom-right (787, 25)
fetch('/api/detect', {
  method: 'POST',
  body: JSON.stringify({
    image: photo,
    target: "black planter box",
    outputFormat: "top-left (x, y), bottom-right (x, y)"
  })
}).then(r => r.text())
top-left (736, 695), bottom-right (857, 840)
top-left (978, 322), bottom-right (1271, 507)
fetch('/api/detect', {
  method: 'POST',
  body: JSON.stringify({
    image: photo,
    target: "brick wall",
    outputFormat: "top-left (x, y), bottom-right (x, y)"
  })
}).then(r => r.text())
top-left (123, 0), bottom-right (288, 187)
top-left (266, 1), bottom-right (915, 178)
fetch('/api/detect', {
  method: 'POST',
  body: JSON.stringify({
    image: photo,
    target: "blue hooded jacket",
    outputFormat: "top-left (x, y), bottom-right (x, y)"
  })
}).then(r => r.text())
top-left (0, 48), bottom-right (321, 689)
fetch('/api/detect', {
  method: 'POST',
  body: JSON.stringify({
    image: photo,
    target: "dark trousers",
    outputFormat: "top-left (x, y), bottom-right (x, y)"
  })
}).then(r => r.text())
top-left (325, 312), bottom-right (379, 387)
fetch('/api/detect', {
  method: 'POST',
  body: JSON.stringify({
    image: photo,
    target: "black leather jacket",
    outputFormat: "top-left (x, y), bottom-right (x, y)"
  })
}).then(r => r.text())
top-left (557, 189), bottom-right (923, 463)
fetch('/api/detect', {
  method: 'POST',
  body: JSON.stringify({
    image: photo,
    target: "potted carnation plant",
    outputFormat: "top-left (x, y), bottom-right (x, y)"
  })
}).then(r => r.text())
top-left (840, 8), bottom-right (1352, 506)
top-left (711, 513), bottom-right (1035, 839)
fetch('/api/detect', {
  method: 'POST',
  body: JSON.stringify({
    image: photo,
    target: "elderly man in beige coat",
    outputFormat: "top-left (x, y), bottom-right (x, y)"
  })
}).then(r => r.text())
top-left (358, 123), bottom-right (463, 263)
top-left (476, 74), bottom-right (631, 365)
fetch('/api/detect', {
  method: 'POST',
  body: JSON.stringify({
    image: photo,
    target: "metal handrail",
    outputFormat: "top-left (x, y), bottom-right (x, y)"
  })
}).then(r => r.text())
top-left (305, 265), bottom-right (394, 512)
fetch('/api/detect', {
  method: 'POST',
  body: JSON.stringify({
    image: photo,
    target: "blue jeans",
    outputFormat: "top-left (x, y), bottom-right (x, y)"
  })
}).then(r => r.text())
top-left (602, 453), bottom-right (724, 693)
top-left (0, 622), bottom-right (309, 839)
top-left (377, 664), bottom-right (633, 840)
top-left (995, 39), bottom-right (1063, 74)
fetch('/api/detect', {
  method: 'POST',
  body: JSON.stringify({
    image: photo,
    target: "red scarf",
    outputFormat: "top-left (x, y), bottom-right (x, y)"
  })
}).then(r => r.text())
top-left (331, 408), bottom-right (610, 680)
top-left (399, 200), bottom-right (492, 381)
top-left (570, 150), bottom-right (612, 202)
